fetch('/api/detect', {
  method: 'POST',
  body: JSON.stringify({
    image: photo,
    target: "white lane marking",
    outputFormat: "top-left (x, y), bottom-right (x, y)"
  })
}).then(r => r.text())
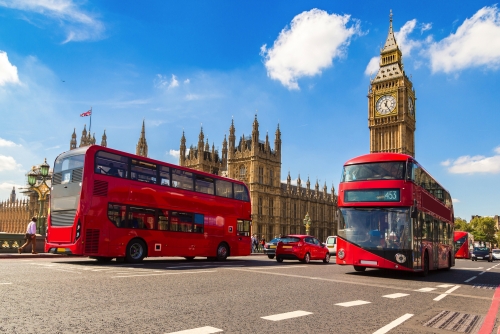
top-left (456, 267), bottom-right (483, 270)
top-left (416, 288), bottom-right (436, 292)
top-left (165, 326), bottom-right (223, 334)
top-left (335, 300), bottom-right (371, 307)
top-left (165, 265), bottom-right (245, 269)
top-left (464, 276), bottom-right (477, 283)
top-left (372, 313), bottom-right (414, 334)
top-left (383, 293), bottom-right (409, 299)
top-left (479, 271), bottom-right (486, 275)
top-left (434, 285), bottom-right (461, 301)
top-left (261, 310), bottom-right (312, 321)
top-left (249, 266), bottom-right (307, 270)
top-left (112, 270), bottom-right (216, 278)
top-left (437, 284), bottom-right (455, 288)
top-left (0, 283), bottom-right (13, 285)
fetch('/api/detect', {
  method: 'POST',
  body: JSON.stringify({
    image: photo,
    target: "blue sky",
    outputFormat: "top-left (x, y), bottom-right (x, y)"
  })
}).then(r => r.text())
top-left (1, 1), bottom-right (499, 221)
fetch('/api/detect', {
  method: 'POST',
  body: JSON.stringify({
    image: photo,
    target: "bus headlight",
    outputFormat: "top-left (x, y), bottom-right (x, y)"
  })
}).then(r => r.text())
top-left (337, 248), bottom-right (345, 260)
top-left (395, 253), bottom-right (406, 264)
top-left (75, 220), bottom-right (81, 240)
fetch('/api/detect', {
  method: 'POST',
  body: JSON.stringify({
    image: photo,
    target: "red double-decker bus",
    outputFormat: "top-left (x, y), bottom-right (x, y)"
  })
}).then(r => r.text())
top-left (454, 231), bottom-right (473, 259)
top-left (336, 153), bottom-right (454, 276)
top-left (45, 145), bottom-right (252, 263)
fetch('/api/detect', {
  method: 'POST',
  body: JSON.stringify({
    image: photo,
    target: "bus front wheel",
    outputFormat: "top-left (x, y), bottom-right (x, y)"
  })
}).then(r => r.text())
top-left (125, 239), bottom-right (146, 263)
top-left (216, 243), bottom-right (229, 261)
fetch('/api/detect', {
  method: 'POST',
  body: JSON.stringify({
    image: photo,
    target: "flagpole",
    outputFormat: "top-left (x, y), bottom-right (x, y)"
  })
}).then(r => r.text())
top-left (89, 107), bottom-right (92, 134)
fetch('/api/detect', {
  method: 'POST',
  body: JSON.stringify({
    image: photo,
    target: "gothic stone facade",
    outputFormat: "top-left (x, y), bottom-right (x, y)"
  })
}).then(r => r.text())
top-left (180, 116), bottom-right (338, 242)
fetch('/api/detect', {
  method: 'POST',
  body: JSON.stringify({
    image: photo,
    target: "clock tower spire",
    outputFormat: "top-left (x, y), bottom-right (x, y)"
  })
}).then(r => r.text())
top-left (368, 10), bottom-right (416, 157)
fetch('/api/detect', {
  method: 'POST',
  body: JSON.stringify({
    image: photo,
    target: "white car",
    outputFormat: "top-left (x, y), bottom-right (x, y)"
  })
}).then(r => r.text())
top-left (492, 249), bottom-right (500, 261)
top-left (325, 236), bottom-right (337, 255)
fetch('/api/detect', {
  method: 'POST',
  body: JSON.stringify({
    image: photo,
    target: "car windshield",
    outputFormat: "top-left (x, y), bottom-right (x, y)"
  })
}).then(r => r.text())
top-left (268, 238), bottom-right (280, 243)
top-left (474, 247), bottom-right (489, 252)
top-left (493, 250), bottom-right (500, 254)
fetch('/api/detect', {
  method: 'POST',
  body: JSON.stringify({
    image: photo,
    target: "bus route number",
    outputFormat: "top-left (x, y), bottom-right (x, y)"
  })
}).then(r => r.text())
top-left (384, 191), bottom-right (398, 200)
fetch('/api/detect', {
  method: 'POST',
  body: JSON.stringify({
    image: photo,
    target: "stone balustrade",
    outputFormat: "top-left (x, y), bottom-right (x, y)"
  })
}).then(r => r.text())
top-left (0, 233), bottom-right (45, 253)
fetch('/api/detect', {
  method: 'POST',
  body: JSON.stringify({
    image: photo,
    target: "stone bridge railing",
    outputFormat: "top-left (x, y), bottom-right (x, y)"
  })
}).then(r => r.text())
top-left (0, 233), bottom-right (45, 253)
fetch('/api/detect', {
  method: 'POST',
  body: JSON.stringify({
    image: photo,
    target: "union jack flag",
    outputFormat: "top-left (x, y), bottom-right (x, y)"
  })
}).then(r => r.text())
top-left (80, 110), bottom-right (92, 117)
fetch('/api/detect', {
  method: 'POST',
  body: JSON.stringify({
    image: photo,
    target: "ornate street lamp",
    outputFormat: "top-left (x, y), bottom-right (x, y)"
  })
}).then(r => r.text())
top-left (26, 158), bottom-right (51, 236)
top-left (303, 212), bottom-right (311, 235)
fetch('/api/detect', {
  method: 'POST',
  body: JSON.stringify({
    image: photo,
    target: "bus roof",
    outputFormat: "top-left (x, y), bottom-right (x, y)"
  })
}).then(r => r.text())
top-left (344, 153), bottom-right (413, 165)
top-left (57, 145), bottom-right (247, 186)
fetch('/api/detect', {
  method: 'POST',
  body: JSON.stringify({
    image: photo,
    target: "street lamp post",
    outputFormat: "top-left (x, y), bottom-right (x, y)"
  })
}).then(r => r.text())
top-left (27, 158), bottom-right (51, 236)
top-left (303, 212), bottom-right (311, 235)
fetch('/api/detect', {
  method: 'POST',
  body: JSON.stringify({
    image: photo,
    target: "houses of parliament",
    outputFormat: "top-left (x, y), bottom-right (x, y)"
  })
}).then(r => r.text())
top-left (1, 13), bottom-right (416, 242)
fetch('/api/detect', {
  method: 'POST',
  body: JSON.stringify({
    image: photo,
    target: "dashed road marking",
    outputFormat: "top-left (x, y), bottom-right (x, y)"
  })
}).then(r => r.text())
top-left (433, 285), bottom-right (460, 301)
top-left (416, 288), bottom-right (436, 292)
top-left (335, 300), bottom-right (371, 307)
top-left (261, 310), bottom-right (312, 321)
top-left (437, 284), bottom-right (455, 288)
top-left (465, 276), bottom-right (477, 283)
top-left (383, 293), bottom-right (409, 299)
top-left (165, 326), bottom-right (223, 334)
top-left (373, 313), bottom-right (413, 334)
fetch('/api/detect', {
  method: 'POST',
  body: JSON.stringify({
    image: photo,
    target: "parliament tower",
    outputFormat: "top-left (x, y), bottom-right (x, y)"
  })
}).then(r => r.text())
top-left (368, 11), bottom-right (416, 157)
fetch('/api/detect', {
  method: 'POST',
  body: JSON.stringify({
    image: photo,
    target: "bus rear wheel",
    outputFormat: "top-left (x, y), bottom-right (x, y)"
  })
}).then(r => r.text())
top-left (216, 243), bottom-right (229, 261)
top-left (95, 257), bottom-right (113, 263)
top-left (353, 266), bottom-right (366, 272)
top-left (125, 239), bottom-right (146, 263)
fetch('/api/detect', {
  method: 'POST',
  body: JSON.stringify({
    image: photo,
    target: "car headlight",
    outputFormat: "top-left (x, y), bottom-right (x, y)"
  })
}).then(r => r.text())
top-left (472, 254), bottom-right (476, 257)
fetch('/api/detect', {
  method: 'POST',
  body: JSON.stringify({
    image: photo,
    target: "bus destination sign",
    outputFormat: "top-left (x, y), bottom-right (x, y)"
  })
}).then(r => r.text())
top-left (344, 189), bottom-right (400, 202)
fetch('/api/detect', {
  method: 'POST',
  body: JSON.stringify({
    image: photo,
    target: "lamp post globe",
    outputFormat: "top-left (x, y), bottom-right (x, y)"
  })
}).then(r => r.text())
top-left (40, 158), bottom-right (50, 177)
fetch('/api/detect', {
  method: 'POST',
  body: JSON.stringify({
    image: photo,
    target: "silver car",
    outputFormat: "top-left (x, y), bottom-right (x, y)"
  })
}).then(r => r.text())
top-left (492, 249), bottom-right (500, 261)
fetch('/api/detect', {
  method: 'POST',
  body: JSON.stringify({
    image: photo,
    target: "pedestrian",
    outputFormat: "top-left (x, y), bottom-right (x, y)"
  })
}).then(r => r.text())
top-left (260, 237), bottom-right (266, 252)
top-left (251, 234), bottom-right (255, 253)
top-left (19, 217), bottom-right (38, 254)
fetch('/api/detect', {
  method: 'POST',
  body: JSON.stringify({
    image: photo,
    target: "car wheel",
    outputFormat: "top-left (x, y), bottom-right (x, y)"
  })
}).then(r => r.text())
top-left (276, 257), bottom-right (283, 263)
top-left (302, 253), bottom-right (311, 264)
top-left (353, 265), bottom-right (366, 272)
top-left (125, 239), bottom-right (146, 263)
top-left (267, 255), bottom-right (275, 259)
top-left (323, 253), bottom-right (330, 263)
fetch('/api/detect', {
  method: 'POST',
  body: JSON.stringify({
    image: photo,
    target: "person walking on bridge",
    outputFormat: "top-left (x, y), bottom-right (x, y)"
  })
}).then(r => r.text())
top-left (18, 217), bottom-right (38, 254)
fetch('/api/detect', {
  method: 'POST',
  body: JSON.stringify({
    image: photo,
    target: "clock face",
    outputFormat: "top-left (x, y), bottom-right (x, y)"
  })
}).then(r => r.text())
top-left (408, 97), bottom-right (414, 116)
top-left (376, 95), bottom-right (396, 115)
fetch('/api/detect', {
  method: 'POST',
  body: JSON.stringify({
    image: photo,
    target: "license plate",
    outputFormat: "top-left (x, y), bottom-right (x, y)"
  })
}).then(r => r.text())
top-left (269, 245), bottom-right (276, 249)
top-left (57, 248), bottom-right (65, 253)
top-left (327, 246), bottom-right (333, 248)
top-left (477, 257), bottom-right (483, 259)
top-left (282, 245), bottom-right (292, 249)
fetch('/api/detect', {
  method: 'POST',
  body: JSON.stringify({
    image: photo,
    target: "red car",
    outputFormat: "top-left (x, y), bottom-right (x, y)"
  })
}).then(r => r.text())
top-left (275, 235), bottom-right (330, 264)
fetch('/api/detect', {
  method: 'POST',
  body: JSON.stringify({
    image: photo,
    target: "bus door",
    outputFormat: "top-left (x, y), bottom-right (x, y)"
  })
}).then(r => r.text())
top-left (236, 219), bottom-right (252, 256)
top-left (433, 219), bottom-right (439, 269)
top-left (412, 215), bottom-right (422, 270)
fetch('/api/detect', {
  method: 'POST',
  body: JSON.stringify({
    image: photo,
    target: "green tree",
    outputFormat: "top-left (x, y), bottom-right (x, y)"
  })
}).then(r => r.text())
top-left (454, 217), bottom-right (472, 232)
top-left (470, 216), bottom-right (498, 247)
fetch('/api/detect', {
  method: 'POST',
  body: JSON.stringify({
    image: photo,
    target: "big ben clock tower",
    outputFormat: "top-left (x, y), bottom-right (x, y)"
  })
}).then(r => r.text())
top-left (368, 11), bottom-right (416, 157)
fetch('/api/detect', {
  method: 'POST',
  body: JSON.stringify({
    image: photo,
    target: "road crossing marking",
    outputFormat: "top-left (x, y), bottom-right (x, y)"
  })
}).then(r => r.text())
top-left (248, 265), bottom-right (307, 270)
top-left (373, 313), bottom-right (413, 334)
top-left (464, 276), bottom-right (477, 283)
top-left (335, 300), bottom-right (371, 307)
top-left (383, 293), bottom-right (409, 299)
top-left (112, 270), bottom-right (216, 278)
top-left (261, 310), bottom-right (312, 321)
top-left (165, 326), bottom-right (223, 334)
top-left (416, 288), bottom-right (436, 292)
top-left (0, 283), bottom-right (12, 285)
top-left (437, 284), bottom-right (455, 288)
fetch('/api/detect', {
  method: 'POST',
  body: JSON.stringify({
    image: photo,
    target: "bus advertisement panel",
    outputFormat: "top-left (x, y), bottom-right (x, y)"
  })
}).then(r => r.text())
top-left (45, 145), bottom-right (252, 263)
top-left (454, 231), bottom-right (473, 259)
top-left (336, 153), bottom-right (454, 276)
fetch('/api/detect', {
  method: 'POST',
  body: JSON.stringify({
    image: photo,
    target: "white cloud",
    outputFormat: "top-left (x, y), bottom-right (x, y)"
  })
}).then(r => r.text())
top-left (169, 149), bottom-right (180, 159)
top-left (0, 137), bottom-right (20, 147)
top-left (184, 79), bottom-right (190, 84)
top-left (0, 0), bottom-right (105, 43)
top-left (185, 94), bottom-right (201, 101)
top-left (261, 8), bottom-right (361, 90)
top-left (394, 19), bottom-right (423, 57)
top-left (421, 23), bottom-right (432, 33)
top-left (0, 181), bottom-right (24, 194)
top-left (0, 155), bottom-right (22, 172)
top-left (428, 5), bottom-right (500, 73)
top-left (365, 56), bottom-right (379, 76)
top-left (168, 74), bottom-right (179, 89)
top-left (442, 146), bottom-right (500, 174)
top-left (0, 51), bottom-right (20, 86)
top-left (452, 198), bottom-right (460, 203)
